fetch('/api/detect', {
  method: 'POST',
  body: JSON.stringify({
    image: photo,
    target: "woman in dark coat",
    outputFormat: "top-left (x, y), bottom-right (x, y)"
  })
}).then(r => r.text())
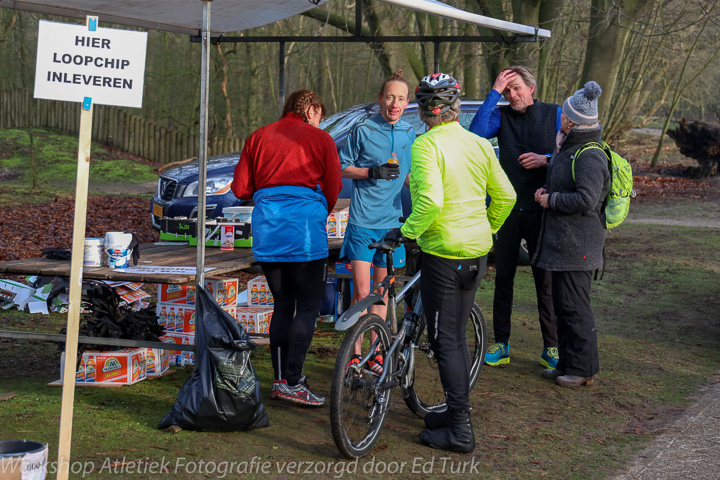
top-left (533, 81), bottom-right (610, 387)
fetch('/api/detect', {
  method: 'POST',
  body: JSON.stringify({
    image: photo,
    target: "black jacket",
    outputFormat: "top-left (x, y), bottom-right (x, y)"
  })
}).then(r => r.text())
top-left (533, 126), bottom-right (610, 272)
top-left (497, 101), bottom-right (559, 211)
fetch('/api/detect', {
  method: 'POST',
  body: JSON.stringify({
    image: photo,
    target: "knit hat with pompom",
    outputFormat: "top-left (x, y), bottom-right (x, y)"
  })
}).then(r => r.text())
top-left (563, 81), bottom-right (602, 125)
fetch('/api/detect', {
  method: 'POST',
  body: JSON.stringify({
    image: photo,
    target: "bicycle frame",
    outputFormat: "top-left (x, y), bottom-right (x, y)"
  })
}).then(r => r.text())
top-left (335, 241), bottom-right (420, 332)
top-left (334, 270), bottom-right (420, 332)
top-left (334, 240), bottom-right (426, 398)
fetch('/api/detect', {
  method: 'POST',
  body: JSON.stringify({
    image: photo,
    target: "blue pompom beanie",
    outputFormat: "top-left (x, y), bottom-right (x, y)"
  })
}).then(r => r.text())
top-left (563, 81), bottom-right (602, 125)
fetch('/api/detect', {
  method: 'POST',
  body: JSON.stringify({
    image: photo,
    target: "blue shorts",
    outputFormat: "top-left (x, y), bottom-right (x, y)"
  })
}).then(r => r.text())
top-left (339, 224), bottom-right (406, 268)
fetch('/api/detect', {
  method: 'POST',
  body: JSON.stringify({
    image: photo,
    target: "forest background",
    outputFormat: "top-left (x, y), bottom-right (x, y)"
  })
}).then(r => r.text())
top-left (1, 0), bottom-right (719, 164)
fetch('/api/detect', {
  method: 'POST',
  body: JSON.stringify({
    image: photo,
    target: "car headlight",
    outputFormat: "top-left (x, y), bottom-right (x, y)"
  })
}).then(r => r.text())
top-left (182, 176), bottom-right (234, 197)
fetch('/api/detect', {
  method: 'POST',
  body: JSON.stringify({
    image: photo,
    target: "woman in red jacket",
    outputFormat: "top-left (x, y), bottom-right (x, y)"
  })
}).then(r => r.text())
top-left (232, 90), bottom-right (342, 406)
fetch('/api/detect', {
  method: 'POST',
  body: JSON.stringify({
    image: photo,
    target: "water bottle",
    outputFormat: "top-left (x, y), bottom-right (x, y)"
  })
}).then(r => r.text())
top-left (387, 152), bottom-right (399, 182)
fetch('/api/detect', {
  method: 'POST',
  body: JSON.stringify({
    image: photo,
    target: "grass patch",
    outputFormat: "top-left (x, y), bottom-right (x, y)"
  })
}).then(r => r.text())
top-left (1, 220), bottom-right (719, 479)
top-left (0, 128), bottom-right (159, 190)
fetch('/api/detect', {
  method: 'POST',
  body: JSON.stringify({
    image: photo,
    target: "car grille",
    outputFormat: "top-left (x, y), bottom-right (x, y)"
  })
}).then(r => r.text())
top-left (158, 177), bottom-right (178, 201)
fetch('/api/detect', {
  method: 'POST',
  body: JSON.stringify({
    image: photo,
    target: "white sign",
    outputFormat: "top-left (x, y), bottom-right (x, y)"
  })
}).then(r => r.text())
top-left (34, 20), bottom-right (148, 108)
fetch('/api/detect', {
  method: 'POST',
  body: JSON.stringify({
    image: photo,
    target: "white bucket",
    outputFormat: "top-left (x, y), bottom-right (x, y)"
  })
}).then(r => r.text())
top-left (105, 232), bottom-right (133, 269)
top-left (83, 238), bottom-right (105, 267)
top-left (0, 440), bottom-right (48, 480)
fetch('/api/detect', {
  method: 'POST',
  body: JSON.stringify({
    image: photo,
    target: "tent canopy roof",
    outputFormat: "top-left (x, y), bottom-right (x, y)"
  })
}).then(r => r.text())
top-left (0, 0), bottom-right (549, 38)
top-left (0, 0), bottom-right (334, 35)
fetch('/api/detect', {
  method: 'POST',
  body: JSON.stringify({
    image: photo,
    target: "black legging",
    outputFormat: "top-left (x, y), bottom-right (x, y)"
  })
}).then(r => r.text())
top-left (493, 209), bottom-right (557, 347)
top-left (420, 252), bottom-right (486, 411)
top-left (261, 258), bottom-right (327, 386)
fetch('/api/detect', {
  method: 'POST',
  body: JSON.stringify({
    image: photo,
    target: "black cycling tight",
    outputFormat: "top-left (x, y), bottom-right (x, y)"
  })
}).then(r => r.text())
top-left (261, 258), bottom-right (327, 386)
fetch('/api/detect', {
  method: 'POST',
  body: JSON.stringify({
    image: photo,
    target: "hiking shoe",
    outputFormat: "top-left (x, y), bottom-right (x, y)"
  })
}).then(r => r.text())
top-left (274, 375), bottom-right (325, 407)
top-left (540, 346), bottom-right (559, 369)
top-left (367, 352), bottom-right (384, 375)
top-left (270, 379), bottom-right (287, 399)
top-left (484, 342), bottom-right (509, 366)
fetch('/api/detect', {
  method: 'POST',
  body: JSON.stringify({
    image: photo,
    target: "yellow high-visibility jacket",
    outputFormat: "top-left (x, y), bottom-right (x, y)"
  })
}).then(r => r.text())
top-left (401, 121), bottom-right (516, 259)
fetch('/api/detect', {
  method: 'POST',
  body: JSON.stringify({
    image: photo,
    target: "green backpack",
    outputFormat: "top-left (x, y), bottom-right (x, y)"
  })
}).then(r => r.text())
top-left (572, 141), bottom-right (636, 229)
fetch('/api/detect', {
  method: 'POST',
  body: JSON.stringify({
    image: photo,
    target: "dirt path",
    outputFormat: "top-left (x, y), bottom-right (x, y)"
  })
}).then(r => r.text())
top-left (611, 372), bottom-right (720, 480)
top-left (628, 218), bottom-right (720, 228)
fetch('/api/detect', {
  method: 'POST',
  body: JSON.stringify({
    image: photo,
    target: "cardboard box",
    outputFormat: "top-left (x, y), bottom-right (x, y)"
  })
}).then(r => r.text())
top-left (145, 347), bottom-right (171, 377)
top-left (159, 333), bottom-right (195, 366)
top-left (222, 206), bottom-right (253, 222)
top-left (206, 277), bottom-right (239, 306)
top-left (334, 261), bottom-right (373, 275)
top-left (247, 276), bottom-right (273, 306)
top-left (236, 305), bottom-right (273, 334)
top-left (158, 283), bottom-right (196, 305)
top-left (74, 348), bottom-right (147, 385)
top-left (157, 302), bottom-right (236, 334)
top-left (327, 208), bottom-right (349, 238)
top-left (159, 217), bottom-right (252, 247)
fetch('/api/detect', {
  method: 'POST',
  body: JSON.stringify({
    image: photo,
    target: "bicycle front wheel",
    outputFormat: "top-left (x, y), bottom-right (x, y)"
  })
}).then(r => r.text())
top-left (403, 303), bottom-right (486, 417)
top-left (330, 313), bottom-right (394, 458)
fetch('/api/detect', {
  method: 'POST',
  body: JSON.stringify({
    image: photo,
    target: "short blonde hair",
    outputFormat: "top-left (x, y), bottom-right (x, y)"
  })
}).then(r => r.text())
top-left (419, 99), bottom-right (461, 128)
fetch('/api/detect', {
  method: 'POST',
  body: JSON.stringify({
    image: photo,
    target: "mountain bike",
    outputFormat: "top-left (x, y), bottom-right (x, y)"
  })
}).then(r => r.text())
top-left (329, 239), bottom-right (487, 458)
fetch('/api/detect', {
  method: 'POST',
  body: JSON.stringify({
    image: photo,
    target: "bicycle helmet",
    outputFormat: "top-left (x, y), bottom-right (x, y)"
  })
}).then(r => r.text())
top-left (415, 73), bottom-right (461, 116)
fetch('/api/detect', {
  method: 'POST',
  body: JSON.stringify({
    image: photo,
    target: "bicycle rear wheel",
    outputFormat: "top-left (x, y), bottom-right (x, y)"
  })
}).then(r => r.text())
top-left (402, 303), bottom-right (486, 417)
top-left (330, 314), bottom-right (394, 458)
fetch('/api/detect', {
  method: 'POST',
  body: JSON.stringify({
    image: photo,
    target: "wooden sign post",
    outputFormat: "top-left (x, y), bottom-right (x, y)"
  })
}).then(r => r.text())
top-left (33, 16), bottom-right (147, 479)
top-left (56, 98), bottom-right (92, 480)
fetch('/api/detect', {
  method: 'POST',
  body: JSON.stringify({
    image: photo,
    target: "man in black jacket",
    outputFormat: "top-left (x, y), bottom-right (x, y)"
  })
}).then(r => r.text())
top-left (469, 66), bottom-right (561, 371)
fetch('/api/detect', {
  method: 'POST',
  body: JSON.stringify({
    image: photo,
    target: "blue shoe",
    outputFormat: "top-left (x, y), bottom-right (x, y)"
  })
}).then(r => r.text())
top-left (484, 342), bottom-right (509, 366)
top-left (540, 347), bottom-right (559, 369)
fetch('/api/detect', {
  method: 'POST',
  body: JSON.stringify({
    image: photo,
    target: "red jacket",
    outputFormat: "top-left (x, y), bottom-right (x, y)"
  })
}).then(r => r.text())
top-left (231, 113), bottom-right (342, 212)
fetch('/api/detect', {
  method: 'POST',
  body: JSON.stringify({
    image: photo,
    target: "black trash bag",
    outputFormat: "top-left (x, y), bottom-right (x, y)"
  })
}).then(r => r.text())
top-left (40, 248), bottom-right (71, 260)
top-left (158, 286), bottom-right (269, 432)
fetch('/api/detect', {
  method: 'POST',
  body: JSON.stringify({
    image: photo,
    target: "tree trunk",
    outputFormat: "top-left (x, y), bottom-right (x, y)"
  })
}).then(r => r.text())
top-left (536, 0), bottom-right (565, 102)
top-left (580, 0), bottom-right (653, 126)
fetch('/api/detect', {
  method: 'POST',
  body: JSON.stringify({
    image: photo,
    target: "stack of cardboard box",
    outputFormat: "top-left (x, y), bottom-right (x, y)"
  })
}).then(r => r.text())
top-left (236, 276), bottom-right (273, 334)
top-left (157, 277), bottom-right (239, 366)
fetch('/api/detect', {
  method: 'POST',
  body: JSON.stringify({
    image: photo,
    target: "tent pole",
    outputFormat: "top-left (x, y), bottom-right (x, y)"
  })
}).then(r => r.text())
top-left (279, 41), bottom-right (285, 116)
top-left (196, 0), bottom-right (211, 288)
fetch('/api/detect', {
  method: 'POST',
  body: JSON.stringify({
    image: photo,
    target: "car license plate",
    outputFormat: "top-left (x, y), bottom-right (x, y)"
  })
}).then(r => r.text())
top-left (153, 203), bottom-right (163, 218)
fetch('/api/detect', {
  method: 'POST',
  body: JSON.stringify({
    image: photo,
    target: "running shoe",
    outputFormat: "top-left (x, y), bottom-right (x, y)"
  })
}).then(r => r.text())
top-left (367, 352), bottom-right (384, 375)
top-left (270, 379), bottom-right (286, 399)
top-left (484, 342), bottom-right (510, 366)
top-left (540, 346), bottom-right (559, 369)
top-left (273, 375), bottom-right (325, 407)
top-left (346, 354), bottom-right (362, 373)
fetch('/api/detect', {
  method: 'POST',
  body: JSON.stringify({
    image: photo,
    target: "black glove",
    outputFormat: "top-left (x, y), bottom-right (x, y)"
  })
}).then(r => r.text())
top-left (129, 233), bottom-right (141, 266)
top-left (368, 162), bottom-right (400, 180)
top-left (384, 227), bottom-right (404, 245)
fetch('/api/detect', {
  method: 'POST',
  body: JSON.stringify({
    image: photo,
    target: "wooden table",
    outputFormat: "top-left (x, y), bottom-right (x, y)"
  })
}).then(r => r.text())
top-left (0, 239), bottom-right (345, 284)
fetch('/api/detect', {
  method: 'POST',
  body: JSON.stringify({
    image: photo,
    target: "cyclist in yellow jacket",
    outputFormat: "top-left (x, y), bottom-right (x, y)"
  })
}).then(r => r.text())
top-left (385, 73), bottom-right (515, 453)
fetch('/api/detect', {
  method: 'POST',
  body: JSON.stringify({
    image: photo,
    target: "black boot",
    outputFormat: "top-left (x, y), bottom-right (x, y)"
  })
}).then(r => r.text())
top-left (419, 407), bottom-right (475, 453)
top-left (423, 410), bottom-right (449, 430)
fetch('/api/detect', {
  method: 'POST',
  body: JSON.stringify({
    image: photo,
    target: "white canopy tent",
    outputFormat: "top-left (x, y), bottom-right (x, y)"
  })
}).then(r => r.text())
top-left (0, 0), bottom-right (333, 34)
top-left (378, 0), bottom-right (550, 38)
top-left (0, 0), bottom-right (550, 37)
top-left (0, 1), bottom-right (550, 477)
